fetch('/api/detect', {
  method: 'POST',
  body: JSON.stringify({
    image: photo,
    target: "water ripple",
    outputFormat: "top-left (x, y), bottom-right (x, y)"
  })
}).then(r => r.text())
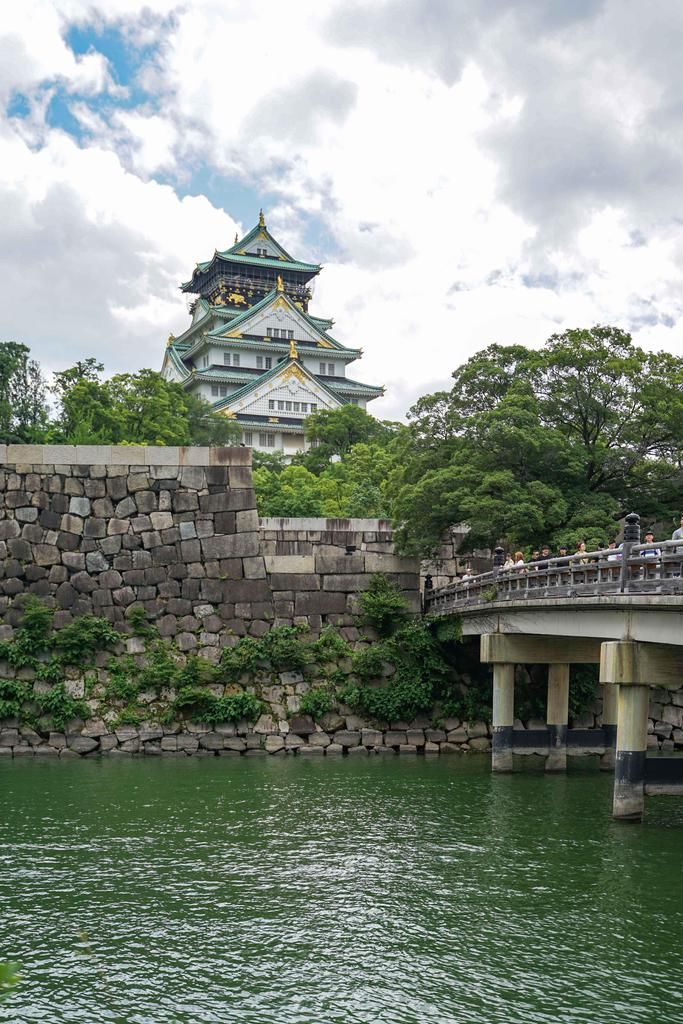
top-left (0, 756), bottom-right (681, 1023)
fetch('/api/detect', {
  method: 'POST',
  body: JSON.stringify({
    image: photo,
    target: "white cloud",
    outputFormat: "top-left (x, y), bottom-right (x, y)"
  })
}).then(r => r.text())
top-left (2, 0), bottom-right (683, 420)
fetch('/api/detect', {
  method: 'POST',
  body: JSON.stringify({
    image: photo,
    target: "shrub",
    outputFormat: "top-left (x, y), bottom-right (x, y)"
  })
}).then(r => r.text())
top-left (341, 619), bottom-right (455, 722)
top-left (37, 683), bottom-right (90, 730)
top-left (136, 640), bottom-right (181, 693)
top-left (298, 686), bottom-right (335, 719)
top-left (310, 627), bottom-right (351, 662)
top-left (0, 679), bottom-right (30, 719)
top-left (105, 657), bottom-right (140, 702)
top-left (177, 654), bottom-right (217, 688)
top-left (219, 625), bottom-right (310, 678)
top-left (173, 686), bottom-right (262, 724)
top-left (114, 706), bottom-right (143, 727)
top-left (52, 615), bottom-right (123, 664)
top-left (358, 574), bottom-right (409, 636)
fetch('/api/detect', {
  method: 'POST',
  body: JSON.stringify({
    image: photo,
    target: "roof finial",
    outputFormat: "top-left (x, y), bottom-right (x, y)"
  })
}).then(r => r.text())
top-left (276, 274), bottom-right (284, 292)
top-left (259, 208), bottom-right (265, 227)
top-left (234, 232), bottom-right (239, 244)
top-left (289, 337), bottom-right (299, 360)
top-left (167, 333), bottom-right (175, 347)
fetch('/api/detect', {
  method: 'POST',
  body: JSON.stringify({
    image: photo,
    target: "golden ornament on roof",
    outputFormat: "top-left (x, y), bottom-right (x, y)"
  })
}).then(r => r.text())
top-left (234, 232), bottom-right (239, 244)
top-left (259, 208), bottom-right (265, 227)
top-left (276, 274), bottom-right (284, 292)
top-left (289, 337), bottom-right (299, 360)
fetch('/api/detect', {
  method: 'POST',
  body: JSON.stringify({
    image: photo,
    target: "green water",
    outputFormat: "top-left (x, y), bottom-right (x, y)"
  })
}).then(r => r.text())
top-left (1, 756), bottom-right (682, 1024)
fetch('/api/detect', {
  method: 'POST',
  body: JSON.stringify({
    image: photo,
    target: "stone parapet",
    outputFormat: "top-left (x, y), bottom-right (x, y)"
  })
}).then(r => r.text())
top-left (0, 446), bottom-right (421, 638)
top-left (0, 444), bottom-right (250, 467)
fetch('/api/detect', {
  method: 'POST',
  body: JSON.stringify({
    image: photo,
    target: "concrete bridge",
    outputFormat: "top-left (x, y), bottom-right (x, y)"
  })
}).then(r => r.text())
top-left (424, 515), bottom-right (683, 821)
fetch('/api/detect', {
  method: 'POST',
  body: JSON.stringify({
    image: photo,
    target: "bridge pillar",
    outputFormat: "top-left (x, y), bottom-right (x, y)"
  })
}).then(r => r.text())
top-left (492, 663), bottom-right (515, 772)
top-left (601, 641), bottom-right (650, 821)
top-left (600, 682), bottom-right (617, 771)
top-left (613, 683), bottom-right (649, 821)
top-left (546, 664), bottom-right (569, 772)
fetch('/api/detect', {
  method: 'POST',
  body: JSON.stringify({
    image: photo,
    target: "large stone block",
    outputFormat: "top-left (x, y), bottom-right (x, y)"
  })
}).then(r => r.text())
top-left (201, 533), bottom-right (259, 559)
top-left (224, 579), bottom-right (271, 603)
top-left (335, 730), bottom-right (361, 747)
top-left (243, 556), bottom-right (266, 579)
top-left (294, 591), bottom-right (346, 615)
top-left (172, 491), bottom-right (199, 512)
top-left (111, 446), bottom-right (146, 465)
top-left (145, 446), bottom-right (179, 466)
top-left (314, 553), bottom-right (366, 574)
top-left (210, 446), bottom-right (251, 466)
top-left (211, 490), bottom-right (257, 513)
top-left (322, 574), bottom-right (373, 592)
top-left (289, 715), bottom-right (316, 735)
top-left (0, 520), bottom-right (20, 540)
top-left (7, 444), bottom-right (43, 463)
top-left (68, 496), bottom-right (91, 517)
top-left (264, 555), bottom-right (316, 574)
top-left (364, 552), bottom-right (420, 574)
top-left (270, 573), bottom-right (320, 592)
top-left (236, 509), bottom-right (259, 533)
top-left (34, 544), bottom-right (61, 566)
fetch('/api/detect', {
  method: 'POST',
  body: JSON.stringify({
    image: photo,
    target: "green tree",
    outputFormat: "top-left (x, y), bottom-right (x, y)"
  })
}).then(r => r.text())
top-left (52, 362), bottom-right (240, 446)
top-left (390, 326), bottom-right (683, 555)
top-left (0, 341), bottom-right (49, 442)
top-left (296, 405), bottom-right (398, 472)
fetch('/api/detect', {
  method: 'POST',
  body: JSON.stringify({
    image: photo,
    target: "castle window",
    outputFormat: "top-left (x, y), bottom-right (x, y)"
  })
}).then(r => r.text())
top-left (224, 353), bottom-right (230, 364)
top-left (256, 247), bottom-right (267, 256)
top-left (285, 401), bottom-right (292, 411)
top-left (219, 386), bottom-right (228, 397)
top-left (243, 431), bottom-right (253, 445)
top-left (266, 328), bottom-right (273, 337)
top-left (301, 403), bottom-right (308, 413)
top-left (256, 355), bottom-right (263, 369)
top-left (232, 354), bottom-right (240, 367)
top-left (211, 385), bottom-right (219, 396)
top-left (268, 400), bottom-right (275, 409)
top-left (259, 433), bottom-right (275, 448)
top-left (202, 355), bottom-right (209, 368)
top-left (319, 362), bottom-right (326, 374)
top-left (287, 330), bottom-right (294, 339)
top-left (265, 356), bottom-right (272, 369)
top-left (310, 403), bottom-right (317, 412)
top-left (293, 402), bottom-right (300, 412)
top-left (277, 401), bottom-right (284, 411)
top-left (328, 363), bottom-right (335, 376)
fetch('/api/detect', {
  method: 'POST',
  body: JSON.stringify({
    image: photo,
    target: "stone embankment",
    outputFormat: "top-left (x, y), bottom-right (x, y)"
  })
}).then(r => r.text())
top-left (0, 714), bottom-right (491, 758)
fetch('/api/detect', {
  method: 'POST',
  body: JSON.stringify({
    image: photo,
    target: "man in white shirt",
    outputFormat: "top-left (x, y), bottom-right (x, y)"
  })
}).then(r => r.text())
top-left (672, 515), bottom-right (683, 542)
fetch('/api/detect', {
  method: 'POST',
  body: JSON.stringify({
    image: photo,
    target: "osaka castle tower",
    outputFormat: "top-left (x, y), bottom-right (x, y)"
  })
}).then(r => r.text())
top-left (161, 210), bottom-right (384, 454)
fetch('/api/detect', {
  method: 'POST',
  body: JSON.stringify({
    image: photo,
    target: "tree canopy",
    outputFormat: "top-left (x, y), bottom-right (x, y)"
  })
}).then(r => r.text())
top-left (390, 326), bottom-right (683, 554)
top-left (0, 342), bottom-right (48, 443)
top-left (0, 345), bottom-right (240, 447)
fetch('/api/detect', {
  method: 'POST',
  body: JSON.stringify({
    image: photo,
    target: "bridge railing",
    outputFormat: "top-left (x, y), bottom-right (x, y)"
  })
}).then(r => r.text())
top-left (425, 539), bottom-right (683, 613)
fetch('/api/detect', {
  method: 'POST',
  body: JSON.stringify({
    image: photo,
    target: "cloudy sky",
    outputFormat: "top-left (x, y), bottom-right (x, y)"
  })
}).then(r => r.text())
top-left (2, 1), bottom-right (683, 419)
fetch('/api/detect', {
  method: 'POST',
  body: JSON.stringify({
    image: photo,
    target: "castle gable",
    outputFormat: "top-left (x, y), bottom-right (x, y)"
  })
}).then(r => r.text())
top-left (214, 291), bottom-right (337, 349)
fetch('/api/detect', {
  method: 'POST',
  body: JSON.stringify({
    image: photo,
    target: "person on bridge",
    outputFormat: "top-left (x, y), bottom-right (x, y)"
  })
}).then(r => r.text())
top-left (641, 530), bottom-right (661, 580)
top-left (672, 515), bottom-right (683, 541)
top-left (642, 530), bottom-right (660, 557)
top-left (502, 553), bottom-right (515, 570)
top-left (574, 540), bottom-right (590, 564)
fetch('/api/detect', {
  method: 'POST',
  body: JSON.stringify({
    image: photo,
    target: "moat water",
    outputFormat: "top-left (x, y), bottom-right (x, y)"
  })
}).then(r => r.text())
top-left (1, 756), bottom-right (682, 1024)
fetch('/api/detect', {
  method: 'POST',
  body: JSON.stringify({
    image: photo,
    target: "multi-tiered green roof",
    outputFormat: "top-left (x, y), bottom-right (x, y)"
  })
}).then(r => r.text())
top-left (162, 212), bottom-right (384, 451)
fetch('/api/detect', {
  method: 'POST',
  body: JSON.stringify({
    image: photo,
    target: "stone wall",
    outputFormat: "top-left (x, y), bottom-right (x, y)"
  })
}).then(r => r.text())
top-left (260, 517), bottom-right (420, 635)
top-left (0, 445), bottom-right (420, 646)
